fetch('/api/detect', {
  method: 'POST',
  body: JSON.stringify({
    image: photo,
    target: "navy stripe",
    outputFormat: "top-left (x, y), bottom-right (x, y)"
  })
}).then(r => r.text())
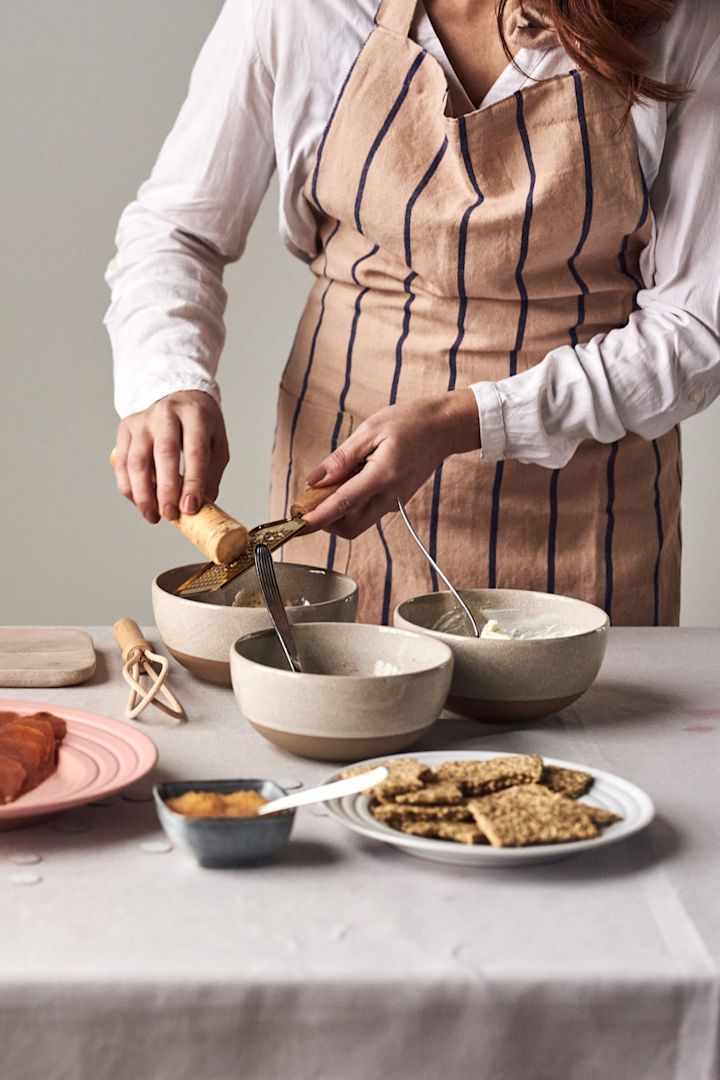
top-left (567, 71), bottom-right (594, 347)
top-left (382, 268), bottom-right (416, 613)
top-left (651, 439), bottom-right (664, 625)
top-left (354, 52), bottom-right (426, 234)
top-left (547, 470), bottom-right (560, 593)
top-left (311, 45), bottom-right (369, 212)
top-left (404, 137), bottom-right (448, 266)
top-left (282, 221), bottom-right (341, 518)
top-left (326, 244), bottom-right (379, 571)
top-left (603, 441), bottom-right (619, 617)
top-left (618, 159), bottom-right (650, 301)
top-left (391, 271), bottom-right (417, 405)
top-left (509, 90), bottom-right (536, 377)
top-left (376, 519), bottom-right (394, 625)
top-left (428, 116), bottom-right (484, 589)
top-left (618, 163), bottom-right (661, 619)
top-left (488, 461), bottom-right (505, 588)
top-left (489, 92), bottom-right (535, 588)
top-left (675, 426), bottom-right (683, 552)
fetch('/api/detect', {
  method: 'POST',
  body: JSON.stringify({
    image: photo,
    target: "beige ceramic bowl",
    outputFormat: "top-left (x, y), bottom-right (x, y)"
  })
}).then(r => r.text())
top-left (230, 622), bottom-right (454, 761)
top-left (153, 563), bottom-right (358, 686)
top-left (393, 589), bottom-right (609, 723)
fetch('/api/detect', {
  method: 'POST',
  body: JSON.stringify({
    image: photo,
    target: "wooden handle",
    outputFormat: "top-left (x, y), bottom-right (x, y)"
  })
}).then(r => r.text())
top-left (109, 448), bottom-right (249, 564)
top-left (113, 618), bottom-right (151, 662)
top-left (291, 485), bottom-right (340, 518)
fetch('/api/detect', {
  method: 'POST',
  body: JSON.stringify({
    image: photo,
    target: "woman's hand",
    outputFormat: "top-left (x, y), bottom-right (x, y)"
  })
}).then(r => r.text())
top-left (301, 389), bottom-right (480, 538)
top-left (113, 390), bottom-right (230, 522)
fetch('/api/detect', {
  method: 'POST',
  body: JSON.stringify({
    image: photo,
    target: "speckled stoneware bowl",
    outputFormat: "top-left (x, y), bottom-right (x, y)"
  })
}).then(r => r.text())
top-left (230, 622), bottom-right (454, 762)
top-left (152, 562), bottom-right (358, 686)
top-left (393, 589), bottom-right (609, 723)
top-left (153, 779), bottom-right (294, 867)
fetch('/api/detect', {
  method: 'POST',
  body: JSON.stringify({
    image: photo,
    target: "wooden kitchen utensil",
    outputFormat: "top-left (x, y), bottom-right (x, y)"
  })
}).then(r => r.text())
top-left (113, 619), bottom-right (185, 721)
top-left (0, 628), bottom-right (96, 688)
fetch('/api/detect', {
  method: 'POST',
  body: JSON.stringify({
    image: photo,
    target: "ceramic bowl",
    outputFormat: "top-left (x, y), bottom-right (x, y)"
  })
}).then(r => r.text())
top-left (393, 589), bottom-right (609, 723)
top-left (230, 622), bottom-right (454, 762)
top-left (152, 562), bottom-right (358, 685)
top-left (153, 779), bottom-right (295, 867)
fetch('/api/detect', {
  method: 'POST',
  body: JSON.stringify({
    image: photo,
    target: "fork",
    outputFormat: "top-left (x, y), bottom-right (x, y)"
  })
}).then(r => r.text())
top-left (254, 543), bottom-right (303, 672)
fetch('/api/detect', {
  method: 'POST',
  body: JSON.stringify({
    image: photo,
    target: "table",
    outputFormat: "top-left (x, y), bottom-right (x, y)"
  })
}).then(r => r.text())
top-left (1, 628), bottom-right (719, 1080)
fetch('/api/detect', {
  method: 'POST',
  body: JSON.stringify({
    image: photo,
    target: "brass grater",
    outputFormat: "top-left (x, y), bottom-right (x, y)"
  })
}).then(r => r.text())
top-left (174, 485), bottom-right (339, 597)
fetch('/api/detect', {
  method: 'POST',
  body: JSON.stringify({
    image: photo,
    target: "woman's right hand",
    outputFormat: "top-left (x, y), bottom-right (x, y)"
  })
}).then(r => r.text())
top-left (113, 390), bottom-right (230, 523)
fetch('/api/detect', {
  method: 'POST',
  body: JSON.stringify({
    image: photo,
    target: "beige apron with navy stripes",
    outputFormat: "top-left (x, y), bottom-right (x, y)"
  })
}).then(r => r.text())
top-left (270, 0), bottom-right (681, 626)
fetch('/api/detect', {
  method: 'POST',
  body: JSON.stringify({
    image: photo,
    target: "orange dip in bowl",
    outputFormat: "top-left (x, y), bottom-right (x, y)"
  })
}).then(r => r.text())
top-left (166, 789), bottom-right (270, 818)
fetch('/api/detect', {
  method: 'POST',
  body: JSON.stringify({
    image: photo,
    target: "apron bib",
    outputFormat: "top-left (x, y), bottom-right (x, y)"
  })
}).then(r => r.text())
top-left (270, 0), bottom-right (681, 626)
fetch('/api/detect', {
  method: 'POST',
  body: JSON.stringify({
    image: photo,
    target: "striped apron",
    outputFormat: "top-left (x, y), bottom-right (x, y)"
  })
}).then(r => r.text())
top-left (270, 0), bottom-right (681, 626)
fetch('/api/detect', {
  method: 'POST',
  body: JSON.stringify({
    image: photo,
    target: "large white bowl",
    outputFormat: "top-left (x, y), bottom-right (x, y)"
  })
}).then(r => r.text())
top-left (393, 589), bottom-right (609, 722)
top-left (230, 622), bottom-right (454, 761)
top-left (153, 562), bottom-right (358, 686)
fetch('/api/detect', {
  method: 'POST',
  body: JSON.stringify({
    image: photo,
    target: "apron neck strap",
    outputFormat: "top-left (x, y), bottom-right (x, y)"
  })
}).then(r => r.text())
top-left (374, 0), bottom-right (418, 37)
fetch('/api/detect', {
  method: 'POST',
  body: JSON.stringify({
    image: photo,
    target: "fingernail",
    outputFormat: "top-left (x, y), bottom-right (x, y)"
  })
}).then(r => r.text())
top-left (162, 504), bottom-right (178, 521)
top-left (306, 467), bottom-right (327, 486)
top-left (182, 495), bottom-right (199, 514)
top-left (144, 511), bottom-right (159, 524)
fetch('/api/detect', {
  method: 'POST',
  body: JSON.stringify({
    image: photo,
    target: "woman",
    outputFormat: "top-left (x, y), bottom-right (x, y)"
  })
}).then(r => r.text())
top-left (106, 0), bottom-right (720, 625)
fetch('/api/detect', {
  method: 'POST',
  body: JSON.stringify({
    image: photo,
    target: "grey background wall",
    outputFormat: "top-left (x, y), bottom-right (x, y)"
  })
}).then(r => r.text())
top-left (1, 0), bottom-right (718, 626)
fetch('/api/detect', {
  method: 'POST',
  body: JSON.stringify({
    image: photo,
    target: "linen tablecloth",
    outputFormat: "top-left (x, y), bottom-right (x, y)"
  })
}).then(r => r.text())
top-left (1, 628), bottom-right (718, 1080)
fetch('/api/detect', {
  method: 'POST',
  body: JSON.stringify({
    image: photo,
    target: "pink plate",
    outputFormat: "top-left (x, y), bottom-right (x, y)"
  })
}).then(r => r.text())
top-left (0, 699), bottom-right (158, 828)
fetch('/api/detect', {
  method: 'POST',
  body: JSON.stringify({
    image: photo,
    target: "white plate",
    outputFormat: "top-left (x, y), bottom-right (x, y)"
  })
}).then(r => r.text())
top-left (324, 750), bottom-right (655, 867)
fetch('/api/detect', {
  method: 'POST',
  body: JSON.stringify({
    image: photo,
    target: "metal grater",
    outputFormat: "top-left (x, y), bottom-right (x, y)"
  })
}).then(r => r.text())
top-left (175, 516), bottom-right (308, 596)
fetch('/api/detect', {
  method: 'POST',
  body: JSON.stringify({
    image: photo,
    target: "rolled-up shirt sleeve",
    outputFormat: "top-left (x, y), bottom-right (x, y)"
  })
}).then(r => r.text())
top-left (471, 30), bottom-right (720, 468)
top-left (104, 0), bottom-right (275, 418)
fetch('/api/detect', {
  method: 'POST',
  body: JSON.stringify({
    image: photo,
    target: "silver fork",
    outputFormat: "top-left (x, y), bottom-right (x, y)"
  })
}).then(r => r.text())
top-left (396, 499), bottom-right (480, 638)
top-left (254, 543), bottom-right (303, 672)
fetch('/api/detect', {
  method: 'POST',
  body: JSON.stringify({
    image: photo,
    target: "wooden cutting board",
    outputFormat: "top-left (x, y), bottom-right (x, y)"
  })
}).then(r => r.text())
top-left (0, 628), bottom-right (96, 687)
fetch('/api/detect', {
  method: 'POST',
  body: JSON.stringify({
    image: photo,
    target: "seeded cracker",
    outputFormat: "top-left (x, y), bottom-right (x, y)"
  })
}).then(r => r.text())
top-left (436, 755), bottom-right (544, 795)
top-left (580, 803), bottom-right (622, 827)
top-left (396, 821), bottom-right (487, 845)
top-left (372, 802), bottom-right (473, 824)
top-left (541, 764), bottom-right (594, 799)
top-left (468, 784), bottom-right (599, 847)
top-left (339, 758), bottom-right (434, 799)
top-left (394, 781), bottom-right (465, 805)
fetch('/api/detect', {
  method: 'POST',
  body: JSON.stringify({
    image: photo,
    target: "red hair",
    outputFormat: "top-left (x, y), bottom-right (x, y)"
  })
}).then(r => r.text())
top-left (498, 0), bottom-right (686, 107)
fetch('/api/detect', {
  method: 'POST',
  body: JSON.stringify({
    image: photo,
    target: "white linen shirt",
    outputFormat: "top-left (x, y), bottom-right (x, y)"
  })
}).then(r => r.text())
top-left (105, 0), bottom-right (720, 468)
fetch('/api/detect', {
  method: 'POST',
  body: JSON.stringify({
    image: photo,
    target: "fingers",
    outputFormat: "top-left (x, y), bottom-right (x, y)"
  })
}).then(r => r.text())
top-left (205, 430), bottom-right (230, 503)
top-left (113, 390), bottom-right (228, 524)
top-left (302, 459), bottom-right (390, 535)
top-left (305, 426), bottom-right (379, 489)
top-left (126, 432), bottom-right (159, 523)
top-left (153, 407), bottom-right (182, 520)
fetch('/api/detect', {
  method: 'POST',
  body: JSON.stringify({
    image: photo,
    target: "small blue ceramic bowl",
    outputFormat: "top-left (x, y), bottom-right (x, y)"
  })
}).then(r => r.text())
top-left (153, 779), bottom-right (295, 867)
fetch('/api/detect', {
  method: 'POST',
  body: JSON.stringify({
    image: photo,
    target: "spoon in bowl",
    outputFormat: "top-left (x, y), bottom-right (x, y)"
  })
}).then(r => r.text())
top-left (396, 499), bottom-right (480, 638)
top-left (254, 543), bottom-right (303, 672)
top-left (257, 766), bottom-right (389, 815)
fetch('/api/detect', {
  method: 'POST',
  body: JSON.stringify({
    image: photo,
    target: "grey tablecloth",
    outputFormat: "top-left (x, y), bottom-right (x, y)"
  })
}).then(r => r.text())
top-left (1, 628), bottom-right (718, 1080)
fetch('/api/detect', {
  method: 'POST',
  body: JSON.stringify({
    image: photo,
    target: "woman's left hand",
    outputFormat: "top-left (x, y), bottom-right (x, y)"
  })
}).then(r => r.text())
top-left (301, 389), bottom-right (481, 539)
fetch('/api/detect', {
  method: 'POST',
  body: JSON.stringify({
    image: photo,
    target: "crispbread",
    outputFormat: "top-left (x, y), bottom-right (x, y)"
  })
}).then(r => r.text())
top-left (468, 784), bottom-right (599, 847)
top-left (541, 764), bottom-right (594, 799)
top-left (394, 781), bottom-right (465, 805)
top-left (579, 803), bottom-right (622, 827)
top-left (394, 820), bottom-right (487, 845)
top-left (435, 755), bottom-right (543, 795)
top-left (340, 758), bottom-right (434, 799)
top-left (371, 801), bottom-right (473, 824)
